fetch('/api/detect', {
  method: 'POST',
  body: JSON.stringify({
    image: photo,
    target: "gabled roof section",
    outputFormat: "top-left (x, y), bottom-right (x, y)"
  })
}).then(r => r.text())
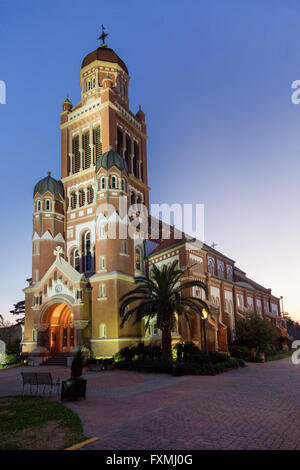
top-left (34, 256), bottom-right (84, 290)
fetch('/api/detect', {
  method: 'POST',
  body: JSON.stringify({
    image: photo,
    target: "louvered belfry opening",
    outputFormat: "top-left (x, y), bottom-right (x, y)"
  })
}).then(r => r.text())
top-left (94, 126), bottom-right (102, 163)
top-left (83, 132), bottom-right (91, 168)
top-left (72, 135), bottom-right (80, 173)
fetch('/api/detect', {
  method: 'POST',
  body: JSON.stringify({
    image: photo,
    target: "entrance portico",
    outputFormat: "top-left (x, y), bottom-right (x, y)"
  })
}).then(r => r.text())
top-left (41, 302), bottom-right (76, 353)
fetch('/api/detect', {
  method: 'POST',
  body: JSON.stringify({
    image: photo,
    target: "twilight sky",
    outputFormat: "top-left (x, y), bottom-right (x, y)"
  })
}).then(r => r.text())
top-left (0, 0), bottom-right (299, 322)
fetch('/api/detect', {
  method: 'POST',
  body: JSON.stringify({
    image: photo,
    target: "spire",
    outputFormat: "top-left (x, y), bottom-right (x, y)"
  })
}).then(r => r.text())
top-left (98, 25), bottom-right (109, 48)
top-left (47, 171), bottom-right (51, 177)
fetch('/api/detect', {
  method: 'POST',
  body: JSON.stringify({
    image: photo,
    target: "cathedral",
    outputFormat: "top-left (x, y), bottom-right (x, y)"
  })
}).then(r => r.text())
top-left (22, 31), bottom-right (286, 363)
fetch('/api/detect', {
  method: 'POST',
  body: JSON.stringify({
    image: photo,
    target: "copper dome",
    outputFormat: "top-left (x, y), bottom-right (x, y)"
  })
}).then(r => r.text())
top-left (81, 47), bottom-right (128, 74)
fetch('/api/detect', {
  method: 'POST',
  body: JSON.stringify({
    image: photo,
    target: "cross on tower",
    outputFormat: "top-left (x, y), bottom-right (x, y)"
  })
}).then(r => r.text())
top-left (98, 25), bottom-right (109, 48)
top-left (54, 246), bottom-right (64, 261)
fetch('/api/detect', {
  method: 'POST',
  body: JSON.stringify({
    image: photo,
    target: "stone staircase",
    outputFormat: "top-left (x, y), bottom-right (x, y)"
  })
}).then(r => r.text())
top-left (41, 353), bottom-right (69, 367)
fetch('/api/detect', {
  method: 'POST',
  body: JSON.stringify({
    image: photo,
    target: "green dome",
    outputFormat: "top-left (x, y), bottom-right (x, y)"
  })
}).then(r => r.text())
top-left (33, 172), bottom-right (64, 198)
top-left (95, 150), bottom-right (128, 173)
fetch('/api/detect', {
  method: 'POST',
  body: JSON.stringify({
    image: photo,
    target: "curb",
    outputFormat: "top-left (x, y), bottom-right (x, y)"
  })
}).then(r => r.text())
top-left (65, 437), bottom-right (99, 450)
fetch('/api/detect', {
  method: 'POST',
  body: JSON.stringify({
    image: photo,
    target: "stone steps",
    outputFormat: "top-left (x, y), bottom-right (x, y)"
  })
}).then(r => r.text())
top-left (42, 354), bottom-right (69, 367)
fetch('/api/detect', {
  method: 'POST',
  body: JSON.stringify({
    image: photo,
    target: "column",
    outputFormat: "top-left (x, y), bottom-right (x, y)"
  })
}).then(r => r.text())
top-left (89, 123), bottom-right (95, 166)
top-left (67, 189), bottom-right (72, 211)
top-left (79, 130), bottom-right (83, 171)
top-left (76, 190), bottom-right (80, 209)
top-left (72, 320), bottom-right (89, 348)
top-left (68, 153), bottom-right (74, 175)
top-left (84, 187), bottom-right (88, 206)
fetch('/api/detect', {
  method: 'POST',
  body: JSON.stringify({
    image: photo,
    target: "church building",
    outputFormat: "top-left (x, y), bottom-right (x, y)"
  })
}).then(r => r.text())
top-left (22, 30), bottom-right (286, 362)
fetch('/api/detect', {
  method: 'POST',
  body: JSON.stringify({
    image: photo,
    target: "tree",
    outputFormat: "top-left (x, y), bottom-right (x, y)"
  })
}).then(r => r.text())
top-left (119, 260), bottom-right (210, 362)
top-left (234, 313), bottom-right (278, 355)
top-left (9, 300), bottom-right (25, 325)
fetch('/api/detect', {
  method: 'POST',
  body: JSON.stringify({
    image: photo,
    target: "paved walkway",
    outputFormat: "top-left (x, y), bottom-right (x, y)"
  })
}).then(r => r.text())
top-left (1, 358), bottom-right (299, 450)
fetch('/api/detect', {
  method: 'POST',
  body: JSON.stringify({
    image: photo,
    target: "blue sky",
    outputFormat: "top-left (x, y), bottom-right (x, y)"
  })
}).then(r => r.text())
top-left (0, 0), bottom-right (299, 321)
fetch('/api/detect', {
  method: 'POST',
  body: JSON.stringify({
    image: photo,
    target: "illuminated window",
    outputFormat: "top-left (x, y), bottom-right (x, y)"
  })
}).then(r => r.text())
top-left (99, 284), bottom-right (106, 298)
top-left (135, 247), bottom-right (142, 271)
top-left (121, 241), bottom-right (128, 254)
top-left (99, 323), bottom-right (107, 338)
top-left (99, 256), bottom-right (106, 271)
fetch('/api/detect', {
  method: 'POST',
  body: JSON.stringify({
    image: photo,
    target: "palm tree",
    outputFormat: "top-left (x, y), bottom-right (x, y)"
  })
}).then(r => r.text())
top-left (119, 260), bottom-right (210, 362)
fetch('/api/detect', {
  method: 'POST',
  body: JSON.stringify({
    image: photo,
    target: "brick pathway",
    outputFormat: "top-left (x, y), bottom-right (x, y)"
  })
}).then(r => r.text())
top-left (1, 358), bottom-right (299, 450)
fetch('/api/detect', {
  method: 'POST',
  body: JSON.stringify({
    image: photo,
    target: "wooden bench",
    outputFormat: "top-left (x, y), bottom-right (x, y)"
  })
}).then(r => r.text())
top-left (21, 372), bottom-right (60, 395)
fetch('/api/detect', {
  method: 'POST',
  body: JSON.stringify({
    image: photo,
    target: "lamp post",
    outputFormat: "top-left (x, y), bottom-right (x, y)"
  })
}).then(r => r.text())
top-left (201, 308), bottom-right (209, 356)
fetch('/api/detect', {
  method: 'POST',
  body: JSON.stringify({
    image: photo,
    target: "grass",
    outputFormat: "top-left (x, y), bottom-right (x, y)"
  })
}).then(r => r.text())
top-left (0, 396), bottom-right (87, 450)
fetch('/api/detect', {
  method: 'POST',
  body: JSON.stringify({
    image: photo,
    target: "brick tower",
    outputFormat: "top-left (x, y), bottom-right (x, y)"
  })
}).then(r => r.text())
top-left (22, 30), bottom-right (150, 360)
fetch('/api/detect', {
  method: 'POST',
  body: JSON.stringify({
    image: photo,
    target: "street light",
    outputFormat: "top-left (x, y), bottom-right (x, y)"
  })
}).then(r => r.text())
top-left (201, 308), bottom-right (209, 355)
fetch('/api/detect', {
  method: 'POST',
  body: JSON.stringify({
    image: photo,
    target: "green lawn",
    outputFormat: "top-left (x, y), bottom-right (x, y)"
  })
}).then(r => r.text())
top-left (0, 396), bottom-right (87, 450)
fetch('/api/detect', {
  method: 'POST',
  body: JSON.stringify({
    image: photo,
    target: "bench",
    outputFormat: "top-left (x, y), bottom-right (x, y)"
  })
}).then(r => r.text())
top-left (21, 372), bottom-right (60, 395)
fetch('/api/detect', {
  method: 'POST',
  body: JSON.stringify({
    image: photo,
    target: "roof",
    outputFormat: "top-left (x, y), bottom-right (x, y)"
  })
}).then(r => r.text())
top-left (148, 235), bottom-right (192, 257)
top-left (33, 173), bottom-right (64, 198)
top-left (81, 47), bottom-right (128, 74)
top-left (95, 150), bottom-right (128, 173)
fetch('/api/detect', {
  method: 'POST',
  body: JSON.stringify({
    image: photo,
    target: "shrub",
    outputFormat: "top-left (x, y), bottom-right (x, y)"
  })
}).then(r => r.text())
top-left (115, 343), bottom-right (162, 362)
top-left (234, 313), bottom-right (278, 355)
top-left (230, 345), bottom-right (251, 359)
top-left (115, 359), bottom-right (172, 374)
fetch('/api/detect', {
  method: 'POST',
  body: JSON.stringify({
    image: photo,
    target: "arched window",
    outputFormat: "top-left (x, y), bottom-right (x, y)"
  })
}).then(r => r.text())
top-left (72, 135), bottom-right (80, 173)
top-left (79, 189), bottom-right (85, 207)
top-left (133, 141), bottom-right (139, 177)
top-left (117, 127), bottom-right (123, 156)
top-left (99, 324), bottom-right (107, 338)
top-left (71, 193), bottom-right (77, 209)
top-left (87, 187), bottom-right (94, 204)
top-left (45, 199), bottom-right (51, 211)
top-left (33, 241), bottom-right (40, 255)
top-left (111, 175), bottom-right (117, 189)
top-left (121, 179), bottom-right (126, 192)
top-left (99, 284), bottom-right (106, 298)
top-left (140, 162), bottom-right (143, 182)
top-left (121, 241), bottom-right (128, 254)
top-left (37, 200), bottom-right (41, 211)
top-left (84, 232), bottom-right (92, 271)
top-left (131, 192), bottom-right (136, 205)
top-left (207, 256), bottom-right (215, 275)
top-left (74, 249), bottom-right (80, 272)
top-left (93, 126), bottom-right (102, 163)
top-left (99, 256), bottom-right (106, 271)
top-left (125, 135), bottom-right (131, 170)
top-left (83, 132), bottom-right (91, 168)
top-left (100, 177), bottom-right (105, 190)
top-left (135, 247), bottom-right (142, 271)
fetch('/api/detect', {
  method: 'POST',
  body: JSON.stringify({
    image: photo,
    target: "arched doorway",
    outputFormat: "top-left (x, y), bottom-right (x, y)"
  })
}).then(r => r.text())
top-left (42, 303), bottom-right (76, 353)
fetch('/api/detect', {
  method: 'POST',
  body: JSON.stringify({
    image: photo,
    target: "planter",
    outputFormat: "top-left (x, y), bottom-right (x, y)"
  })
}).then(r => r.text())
top-left (61, 378), bottom-right (87, 401)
